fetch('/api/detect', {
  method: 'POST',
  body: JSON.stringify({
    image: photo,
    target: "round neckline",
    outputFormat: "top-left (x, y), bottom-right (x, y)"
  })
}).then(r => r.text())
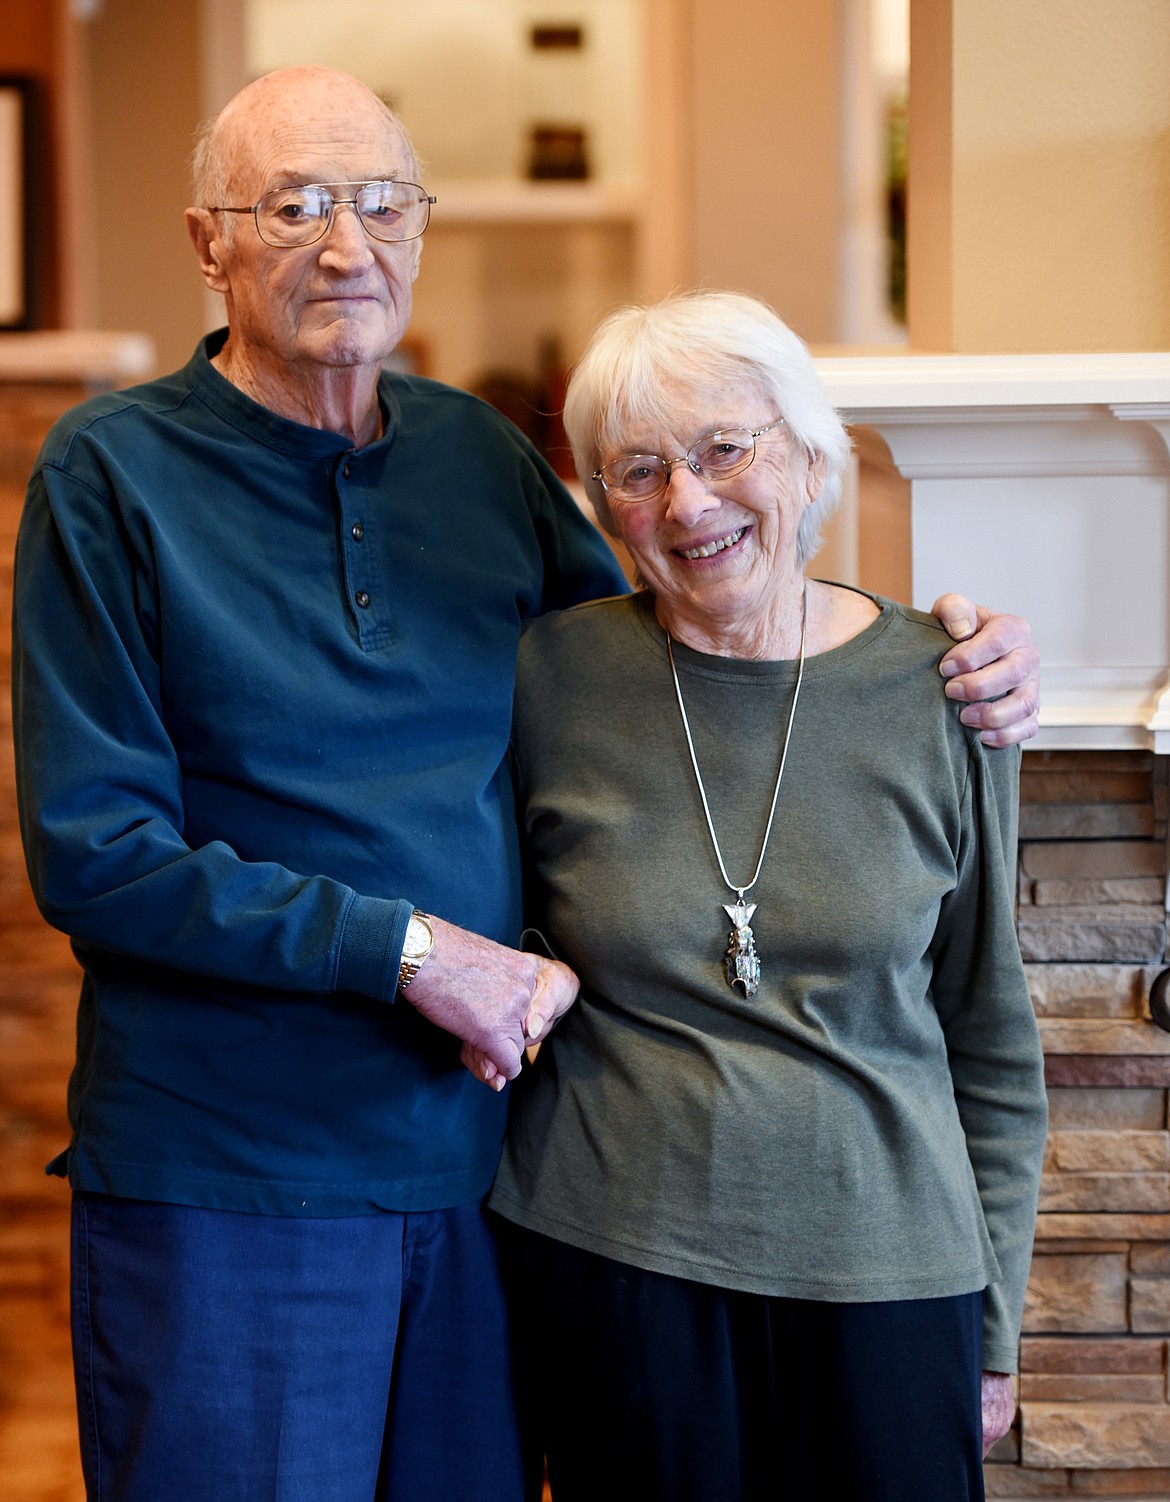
top-left (627, 586), bottom-right (899, 681)
top-left (192, 330), bottom-right (400, 460)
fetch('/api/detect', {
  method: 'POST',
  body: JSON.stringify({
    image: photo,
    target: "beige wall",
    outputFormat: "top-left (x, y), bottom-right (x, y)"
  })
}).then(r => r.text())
top-left (910, 0), bottom-right (1170, 352)
top-left (688, 0), bottom-right (844, 342)
top-left (83, 0), bottom-right (208, 374)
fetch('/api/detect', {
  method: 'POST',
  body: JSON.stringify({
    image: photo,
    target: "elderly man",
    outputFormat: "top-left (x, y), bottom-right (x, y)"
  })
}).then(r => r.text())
top-left (12, 66), bottom-right (1038, 1502)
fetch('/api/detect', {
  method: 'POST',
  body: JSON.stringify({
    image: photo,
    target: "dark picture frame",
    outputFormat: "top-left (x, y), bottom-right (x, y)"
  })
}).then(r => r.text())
top-left (0, 77), bottom-right (35, 330)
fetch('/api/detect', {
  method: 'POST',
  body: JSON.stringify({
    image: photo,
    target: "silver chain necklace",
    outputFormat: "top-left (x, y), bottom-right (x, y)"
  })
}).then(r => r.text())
top-left (666, 583), bottom-right (807, 999)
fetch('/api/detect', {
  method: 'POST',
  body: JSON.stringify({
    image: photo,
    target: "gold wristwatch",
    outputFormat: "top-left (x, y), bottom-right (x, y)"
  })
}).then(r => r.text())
top-left (397, 910), bottom-right (435, 992)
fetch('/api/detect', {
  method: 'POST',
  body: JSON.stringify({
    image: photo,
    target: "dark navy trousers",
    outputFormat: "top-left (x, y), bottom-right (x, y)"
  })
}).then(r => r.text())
top-left (71, 1193), bottom-right (534, 1502)
top-left (505, 1226), bottom-right (987, 1502)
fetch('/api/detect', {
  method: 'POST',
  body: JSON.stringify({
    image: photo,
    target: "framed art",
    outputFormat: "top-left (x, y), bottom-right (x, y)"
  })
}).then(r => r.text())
top-left (0, 78), bottom-right (33, 329)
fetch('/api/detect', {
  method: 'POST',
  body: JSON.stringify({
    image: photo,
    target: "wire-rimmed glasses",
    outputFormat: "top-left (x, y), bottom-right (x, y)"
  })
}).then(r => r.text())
top-left (208, 180), bottom-right (436, 247)
top-left (592, 418), bottom-right (788, 506)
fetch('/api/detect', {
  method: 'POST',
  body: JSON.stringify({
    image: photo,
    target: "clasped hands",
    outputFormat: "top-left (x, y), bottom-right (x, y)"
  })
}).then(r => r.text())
top-left (401, 914), bottom-right (578, 1091)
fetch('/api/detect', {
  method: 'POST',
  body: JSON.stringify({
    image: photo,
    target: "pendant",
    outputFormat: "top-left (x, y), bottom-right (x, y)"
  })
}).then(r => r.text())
top-left (722, 898), bottom-right (760, 999)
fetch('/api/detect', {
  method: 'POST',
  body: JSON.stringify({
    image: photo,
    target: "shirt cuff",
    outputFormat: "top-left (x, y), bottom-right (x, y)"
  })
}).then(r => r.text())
top-left (335, 893), bottom-right (413, 1002)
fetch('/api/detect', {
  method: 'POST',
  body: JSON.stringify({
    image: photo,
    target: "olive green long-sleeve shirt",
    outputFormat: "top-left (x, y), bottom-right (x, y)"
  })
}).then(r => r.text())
top-left (490, 590), bottom-right (1047, 1372)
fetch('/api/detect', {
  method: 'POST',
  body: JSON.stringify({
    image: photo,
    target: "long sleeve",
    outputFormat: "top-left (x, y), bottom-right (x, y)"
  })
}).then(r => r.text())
top-left (13, 451), bottom-right (410, 1002)
top-left (930, 739), bottom-right (1047, 1373)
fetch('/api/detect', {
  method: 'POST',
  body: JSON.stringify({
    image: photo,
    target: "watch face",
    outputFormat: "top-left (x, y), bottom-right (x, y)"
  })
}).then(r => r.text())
top-left (405, 915), bottom-right (432, 959)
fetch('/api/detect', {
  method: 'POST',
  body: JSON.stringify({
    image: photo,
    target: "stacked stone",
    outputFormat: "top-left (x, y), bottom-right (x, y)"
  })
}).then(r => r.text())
top-left (1018, 753), bottom-right (1167, 967)
top-left (988, 751), bottom-right (1170, 1498)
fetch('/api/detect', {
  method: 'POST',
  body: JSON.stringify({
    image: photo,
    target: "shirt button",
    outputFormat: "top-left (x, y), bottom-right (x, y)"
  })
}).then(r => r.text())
top-left (351, 522), bottom-right (364, 541)
top-left (355, 591), bottom-right (370, 609)
top-left (343, 463), bottom-right (352, 479)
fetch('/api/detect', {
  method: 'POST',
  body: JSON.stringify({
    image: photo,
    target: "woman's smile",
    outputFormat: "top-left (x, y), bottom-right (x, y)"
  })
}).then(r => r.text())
top-left (676, 525), bottom-right (749, 561)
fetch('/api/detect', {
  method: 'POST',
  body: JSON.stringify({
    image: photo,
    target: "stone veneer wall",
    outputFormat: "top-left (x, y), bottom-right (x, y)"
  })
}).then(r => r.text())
top-left (988, 750), bottom-right (1170, 1499)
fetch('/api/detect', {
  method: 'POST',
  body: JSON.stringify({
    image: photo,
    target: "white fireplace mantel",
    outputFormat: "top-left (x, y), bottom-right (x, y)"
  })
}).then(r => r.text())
top-left (813, 352), bottom-right (1170, 753)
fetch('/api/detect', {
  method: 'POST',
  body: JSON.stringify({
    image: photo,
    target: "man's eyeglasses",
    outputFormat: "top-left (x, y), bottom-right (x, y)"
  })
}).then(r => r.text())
top-left (592, 418), bottom-right (788, 506)
top-left (208, 180), bottom-right (436, 248)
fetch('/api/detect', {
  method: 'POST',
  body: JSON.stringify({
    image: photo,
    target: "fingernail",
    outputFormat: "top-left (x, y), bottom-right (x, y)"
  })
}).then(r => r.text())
top-left (949, 616), bottom-right (974, 639)
top-left (492, 1075), bottom-right (506, 1092)
top-left (527, 1016), bottom-right (544, 1041)
top-left (939, 657), bottom-right (960, 679)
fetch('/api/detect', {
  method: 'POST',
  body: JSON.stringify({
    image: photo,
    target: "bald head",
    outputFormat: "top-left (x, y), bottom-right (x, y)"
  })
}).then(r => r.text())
top-left (192, 67), bottom-right (419, 211)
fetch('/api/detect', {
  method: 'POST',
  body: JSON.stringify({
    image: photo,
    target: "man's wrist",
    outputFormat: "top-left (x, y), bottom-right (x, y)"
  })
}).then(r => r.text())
top-left (397, 909), bottom-right (435, 993)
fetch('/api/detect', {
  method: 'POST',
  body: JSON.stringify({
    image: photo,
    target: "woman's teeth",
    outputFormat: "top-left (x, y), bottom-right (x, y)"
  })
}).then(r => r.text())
top-left (679, 527), bottom-right (745, 560)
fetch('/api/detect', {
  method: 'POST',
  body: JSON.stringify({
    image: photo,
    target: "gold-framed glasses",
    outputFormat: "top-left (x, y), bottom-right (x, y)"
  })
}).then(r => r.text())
top-left (208, 180), bottom-right (436, 247)
top-left (592, 418), bottom-right (788, 505)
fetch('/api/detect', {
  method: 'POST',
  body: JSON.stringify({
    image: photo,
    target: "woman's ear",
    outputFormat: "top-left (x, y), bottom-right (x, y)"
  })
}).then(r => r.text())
top-left (804, 449), bottom-right (828, 505)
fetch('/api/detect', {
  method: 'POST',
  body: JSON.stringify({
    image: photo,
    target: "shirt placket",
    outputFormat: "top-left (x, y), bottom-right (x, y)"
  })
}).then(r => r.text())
top-left (335, 449), bottom-right (395, 651)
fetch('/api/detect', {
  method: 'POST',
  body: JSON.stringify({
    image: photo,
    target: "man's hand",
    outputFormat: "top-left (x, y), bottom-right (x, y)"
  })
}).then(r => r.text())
top-left (931, 594), bottom-right (1041, 748)
top-left (402, 915), bottom-right (580, 1090)
top-left (981, 1371), bottom-right (1016, 1458)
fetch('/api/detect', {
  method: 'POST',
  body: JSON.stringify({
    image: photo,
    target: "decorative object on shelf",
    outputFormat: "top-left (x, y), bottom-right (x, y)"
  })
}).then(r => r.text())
top-left (530, 23), bottom-right (583, 50)
top-left (527, 125), bottom-right (590, 181)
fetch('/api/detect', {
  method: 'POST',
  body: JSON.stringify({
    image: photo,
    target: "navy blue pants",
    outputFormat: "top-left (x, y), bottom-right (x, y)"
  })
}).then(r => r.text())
top-left (71, 1193), bottom-right (534, 1502)
top-left (504, 1227), bottom-right (986, 1502)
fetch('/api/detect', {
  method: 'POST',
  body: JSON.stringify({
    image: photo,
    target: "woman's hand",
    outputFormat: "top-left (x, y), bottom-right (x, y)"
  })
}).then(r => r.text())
top-left (931, 594), bottom-right (1041, 748)
top-left (981, 1371), bottom-right (1016, 1457)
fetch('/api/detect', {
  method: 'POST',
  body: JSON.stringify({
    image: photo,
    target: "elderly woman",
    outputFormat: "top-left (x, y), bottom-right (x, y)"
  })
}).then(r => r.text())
top-left (484, 290), bottom-right (1048, 1502)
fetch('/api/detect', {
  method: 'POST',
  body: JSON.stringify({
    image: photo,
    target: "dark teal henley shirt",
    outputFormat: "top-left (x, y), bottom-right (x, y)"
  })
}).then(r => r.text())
top-left (12, 331), bottom-right (627, 1215)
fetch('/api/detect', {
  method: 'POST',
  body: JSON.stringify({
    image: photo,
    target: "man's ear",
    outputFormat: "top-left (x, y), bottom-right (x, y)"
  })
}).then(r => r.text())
top-left (185, 208), bottom-right (230, 294)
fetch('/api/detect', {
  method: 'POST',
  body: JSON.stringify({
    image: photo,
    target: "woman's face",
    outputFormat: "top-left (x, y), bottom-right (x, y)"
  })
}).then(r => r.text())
top-left (602, 383), bottom-right (825, 646)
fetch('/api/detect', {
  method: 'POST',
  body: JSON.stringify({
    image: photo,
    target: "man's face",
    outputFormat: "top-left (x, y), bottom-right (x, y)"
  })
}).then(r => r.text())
top-left (202, 75), bottom-right (423, 381)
